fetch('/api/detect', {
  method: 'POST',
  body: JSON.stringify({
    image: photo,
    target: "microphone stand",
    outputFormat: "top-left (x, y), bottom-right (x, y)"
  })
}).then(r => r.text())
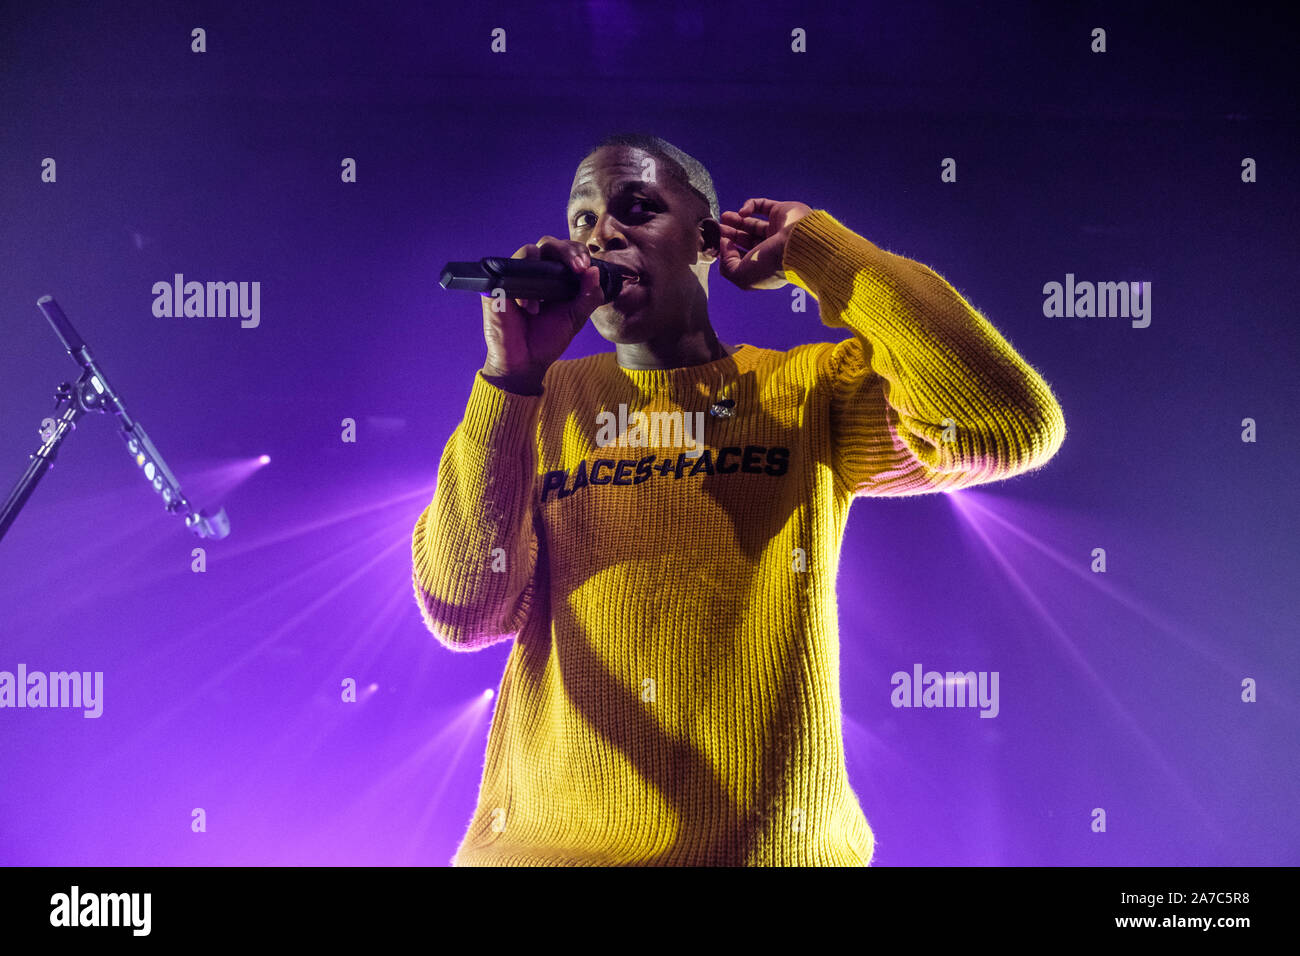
top-left (0, 295), bottom-right (229, 544)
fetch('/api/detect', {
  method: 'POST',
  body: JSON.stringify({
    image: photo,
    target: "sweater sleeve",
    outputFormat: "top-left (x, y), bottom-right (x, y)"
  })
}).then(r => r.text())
top-left (411, 370), bottom-right (545, 651)
top-left (781, 210), bottom-right (1066, 497)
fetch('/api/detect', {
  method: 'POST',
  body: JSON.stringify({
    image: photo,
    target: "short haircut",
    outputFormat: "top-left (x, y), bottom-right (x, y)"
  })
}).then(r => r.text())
top-left (586, 132), bottom-right (719, 223)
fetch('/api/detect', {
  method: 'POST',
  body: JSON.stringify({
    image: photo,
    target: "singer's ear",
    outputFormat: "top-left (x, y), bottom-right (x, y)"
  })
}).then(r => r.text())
top-left (697, 217), bottom-right (721, 264)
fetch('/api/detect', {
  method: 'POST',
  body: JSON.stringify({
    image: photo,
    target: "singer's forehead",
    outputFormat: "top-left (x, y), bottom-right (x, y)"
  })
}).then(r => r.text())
top-left (568, 148), bottom-right (654, 207)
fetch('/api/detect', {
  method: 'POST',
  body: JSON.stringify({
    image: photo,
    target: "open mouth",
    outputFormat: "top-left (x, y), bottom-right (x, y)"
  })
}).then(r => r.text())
top-left (610, 274), bottom-right (646, 306)
top-left (613, 271), bottom-right (645, 295)
top-left (601, 260), bottom-right (643, 283)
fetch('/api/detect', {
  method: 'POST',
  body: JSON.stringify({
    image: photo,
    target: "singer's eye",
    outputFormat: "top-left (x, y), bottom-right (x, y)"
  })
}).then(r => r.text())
top-left (572, 200), bottom-right (655, 231)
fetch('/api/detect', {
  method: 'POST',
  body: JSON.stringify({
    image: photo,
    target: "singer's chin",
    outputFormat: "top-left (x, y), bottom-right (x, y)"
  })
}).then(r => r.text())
top-left (590, 301), bottom-right (646, 342)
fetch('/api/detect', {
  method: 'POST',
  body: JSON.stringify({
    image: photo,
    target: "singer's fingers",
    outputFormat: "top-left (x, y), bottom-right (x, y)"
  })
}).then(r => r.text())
top-left (508, 240), bottom-right (552, 313)
top-left (509, 245), bottom-right (538, 312)
top-left (537, 236), bottom-right (590, 273)
top-left (720, 213), bottom-right (767, 246)
top-left (511, 244), bottom-right (539, 315)
top-left (718, 221), bottom-right (752, 249)
top-left (719, 235), bottom-right (760, 288)
top-left (569, 266), bottom-right (603, 327)
top-left (718, 235), bottom-right (745, 277)
top-left (738, 197), bottom-right (774, 218)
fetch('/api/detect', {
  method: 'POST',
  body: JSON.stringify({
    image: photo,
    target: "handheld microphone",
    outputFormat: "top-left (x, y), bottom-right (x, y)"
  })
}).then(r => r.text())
top-left (440, 257), bottom-right (636, 303)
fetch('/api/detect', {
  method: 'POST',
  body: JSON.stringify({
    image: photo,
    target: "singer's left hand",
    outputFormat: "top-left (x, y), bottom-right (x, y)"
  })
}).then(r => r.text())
top-left (718, 198), bottom-right (814, 290)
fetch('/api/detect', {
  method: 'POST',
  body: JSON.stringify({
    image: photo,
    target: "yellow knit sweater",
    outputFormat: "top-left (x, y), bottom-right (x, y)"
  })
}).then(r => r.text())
top-left (412, 210), bottom-right (1066, 866)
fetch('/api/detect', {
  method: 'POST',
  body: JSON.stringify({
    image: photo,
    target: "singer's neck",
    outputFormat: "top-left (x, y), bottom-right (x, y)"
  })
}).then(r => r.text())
top-left (614, 328), bottom-right (732, 371)
top-left (612, 278), bottom-right (734, 371)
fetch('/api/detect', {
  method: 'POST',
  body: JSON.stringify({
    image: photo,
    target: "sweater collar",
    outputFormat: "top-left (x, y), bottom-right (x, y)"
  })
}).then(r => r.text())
top-left (609, 343), bottom-right (757, 390)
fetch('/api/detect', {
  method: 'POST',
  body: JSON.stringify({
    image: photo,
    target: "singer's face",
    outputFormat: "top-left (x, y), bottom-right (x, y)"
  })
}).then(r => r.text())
top-left (568, 146), bottom-right (716, 343)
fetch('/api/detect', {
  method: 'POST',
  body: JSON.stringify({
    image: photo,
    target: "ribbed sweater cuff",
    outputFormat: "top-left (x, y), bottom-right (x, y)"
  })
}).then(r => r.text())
top-left (459, 370), bottom-right (543, 449)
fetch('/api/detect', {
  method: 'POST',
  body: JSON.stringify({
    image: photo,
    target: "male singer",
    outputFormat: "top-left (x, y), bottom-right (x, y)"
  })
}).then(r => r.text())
top-left (412, 132), bottom-right (1066, 865)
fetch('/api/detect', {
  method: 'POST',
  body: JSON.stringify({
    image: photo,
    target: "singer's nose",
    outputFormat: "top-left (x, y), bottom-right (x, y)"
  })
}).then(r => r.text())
top-left (586, 211), bottom-right (627, 254)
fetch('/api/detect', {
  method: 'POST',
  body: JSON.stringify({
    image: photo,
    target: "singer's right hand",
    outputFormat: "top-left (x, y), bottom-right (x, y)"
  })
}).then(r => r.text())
top-left (480, 237), bottom-right (602, 395)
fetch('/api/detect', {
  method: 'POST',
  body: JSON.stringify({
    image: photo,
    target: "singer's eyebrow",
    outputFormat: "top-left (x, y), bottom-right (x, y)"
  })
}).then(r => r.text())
top-left (567, 179), bottom-right (658, 209)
